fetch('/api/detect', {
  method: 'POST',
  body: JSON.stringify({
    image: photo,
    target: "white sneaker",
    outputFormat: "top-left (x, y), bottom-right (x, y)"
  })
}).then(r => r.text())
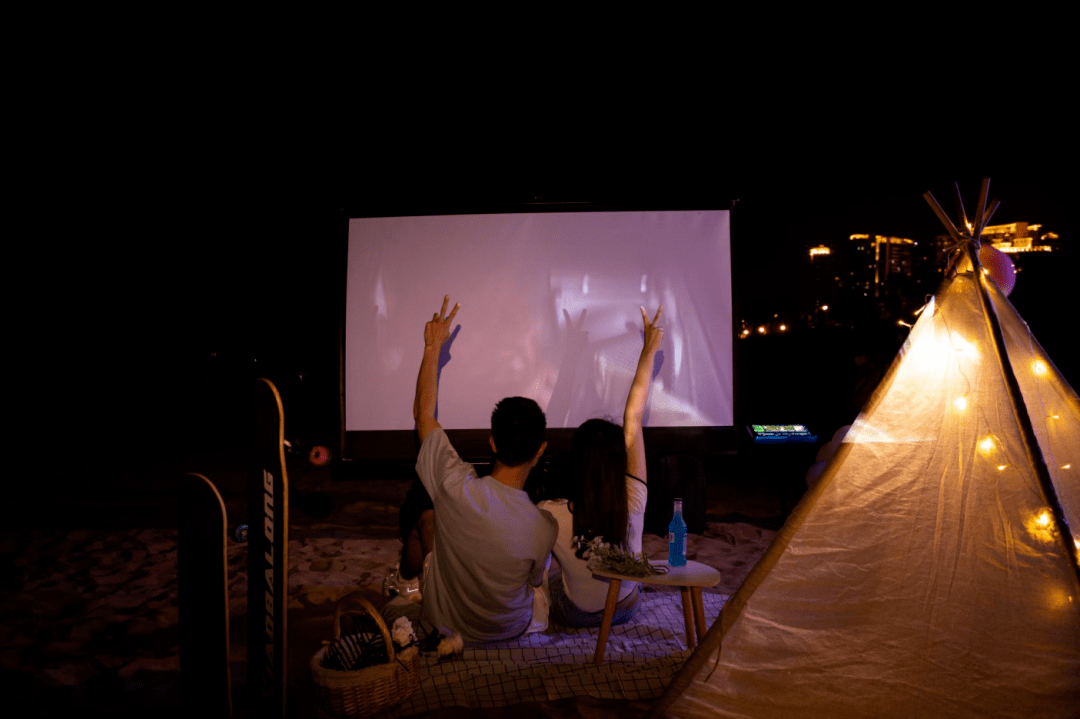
top-left (382, 564), bottom-right (421, 602)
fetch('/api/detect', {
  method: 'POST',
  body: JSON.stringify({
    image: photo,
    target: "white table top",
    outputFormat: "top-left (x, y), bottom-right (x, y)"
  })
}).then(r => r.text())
top-left (591, 559), bottom-right (721, 588)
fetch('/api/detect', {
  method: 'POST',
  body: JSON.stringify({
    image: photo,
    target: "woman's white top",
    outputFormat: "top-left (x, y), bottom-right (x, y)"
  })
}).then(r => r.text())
top-left (538, 475), bottom-right (648, 613)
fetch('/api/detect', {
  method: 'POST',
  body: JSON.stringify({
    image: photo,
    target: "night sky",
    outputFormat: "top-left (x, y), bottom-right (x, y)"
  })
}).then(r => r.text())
top-left (30, 124), bottom-right (1074, 486)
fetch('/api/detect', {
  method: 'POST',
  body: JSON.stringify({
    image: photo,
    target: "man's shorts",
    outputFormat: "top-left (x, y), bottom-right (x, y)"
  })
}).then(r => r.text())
top-left (399, 476), bottom-right (434, 543)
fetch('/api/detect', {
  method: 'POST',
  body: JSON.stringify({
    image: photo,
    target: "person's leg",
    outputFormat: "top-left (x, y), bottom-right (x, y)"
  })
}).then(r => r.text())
top-left (385, 478), bottom-right (433, 598)
top-left (609, 584), bottom-right (641, 625)
top-left (550, 578), bottom-right (641, 628)
top-left (401, 509), bottom-right (434, 579)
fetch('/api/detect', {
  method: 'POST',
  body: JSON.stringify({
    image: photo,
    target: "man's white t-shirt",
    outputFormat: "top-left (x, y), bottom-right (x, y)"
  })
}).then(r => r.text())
top-left (538, 476), bottom-right (648, 613)
top-left (416, 429), bottom-right (557, 644)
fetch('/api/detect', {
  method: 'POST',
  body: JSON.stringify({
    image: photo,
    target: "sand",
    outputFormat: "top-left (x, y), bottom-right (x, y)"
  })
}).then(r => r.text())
top-left (1, 450), bottom-right (788, 719)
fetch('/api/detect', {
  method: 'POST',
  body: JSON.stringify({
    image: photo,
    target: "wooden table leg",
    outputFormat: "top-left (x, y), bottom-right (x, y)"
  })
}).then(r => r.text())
top-left (691, 587), bottom-right (707, 641)
top-left (680, 586), bottom-right (696, 650)
top-left (593, 578), bottom-right (622, 665)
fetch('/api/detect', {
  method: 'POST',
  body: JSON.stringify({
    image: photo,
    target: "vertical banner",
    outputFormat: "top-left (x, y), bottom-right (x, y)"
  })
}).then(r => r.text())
top-left (249, 378), bottom-right (289, 717)
top-left (179, 472), bottom-right (232, 718)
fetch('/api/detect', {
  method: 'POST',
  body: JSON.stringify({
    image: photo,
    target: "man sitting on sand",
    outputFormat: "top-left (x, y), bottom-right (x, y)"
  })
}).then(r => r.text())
top-left (409, 295), bottom-right (557, 644)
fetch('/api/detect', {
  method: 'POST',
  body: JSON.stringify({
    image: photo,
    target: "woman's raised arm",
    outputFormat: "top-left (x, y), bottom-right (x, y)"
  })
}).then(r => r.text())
top-left (623, 306), bottom-right (663, 482)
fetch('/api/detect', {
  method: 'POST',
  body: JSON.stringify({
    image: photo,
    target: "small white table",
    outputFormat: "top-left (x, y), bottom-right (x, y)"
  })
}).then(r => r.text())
top-left (590, 559), bottom-right (721, 664)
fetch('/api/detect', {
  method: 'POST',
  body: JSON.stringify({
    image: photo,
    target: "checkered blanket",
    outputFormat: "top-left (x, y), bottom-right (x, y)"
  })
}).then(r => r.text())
top-left (376, 589), bottom-right (726, 716)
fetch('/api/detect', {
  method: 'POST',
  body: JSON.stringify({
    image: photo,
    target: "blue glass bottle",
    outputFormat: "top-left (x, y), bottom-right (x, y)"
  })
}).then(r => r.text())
top-left (668, 498), bottom-right (687, 566)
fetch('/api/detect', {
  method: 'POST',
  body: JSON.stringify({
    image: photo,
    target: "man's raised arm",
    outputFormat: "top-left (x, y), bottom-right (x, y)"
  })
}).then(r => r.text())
top-left (414, 295), bottom-right (460, 443)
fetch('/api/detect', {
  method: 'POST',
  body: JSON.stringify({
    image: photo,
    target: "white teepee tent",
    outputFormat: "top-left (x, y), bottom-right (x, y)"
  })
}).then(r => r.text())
top-left (651, 183), bottom-right (1080, 719)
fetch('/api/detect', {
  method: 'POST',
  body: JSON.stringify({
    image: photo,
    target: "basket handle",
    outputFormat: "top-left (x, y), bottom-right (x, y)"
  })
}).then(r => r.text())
top-left (332, 592), bottom-right (395, 663)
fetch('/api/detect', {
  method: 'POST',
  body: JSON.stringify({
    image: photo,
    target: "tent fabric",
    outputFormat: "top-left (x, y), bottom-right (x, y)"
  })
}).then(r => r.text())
top-left (652, 270), bottom-right (1080, 719)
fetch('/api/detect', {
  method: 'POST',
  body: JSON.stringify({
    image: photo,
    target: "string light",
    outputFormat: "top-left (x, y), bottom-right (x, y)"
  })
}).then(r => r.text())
top-left (950, 332), bottom-right (979, 360)
top-left (1033, 360), bottom-right (1048, 376)
top-left (1024, 508), bottom-right (1056, 544)
top-left (953, 397), bottom-right (968, 411)
top-left (979, 436), bottom-right (996, 454)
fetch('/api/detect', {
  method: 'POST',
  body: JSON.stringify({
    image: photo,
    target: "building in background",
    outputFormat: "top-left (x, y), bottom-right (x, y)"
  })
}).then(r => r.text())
top-left (980, 222), bottom-right (1060, 253)
top-left (845, 234), bottom-right (917, 298)
top-left (935, 221), bottom-right (1062, 265)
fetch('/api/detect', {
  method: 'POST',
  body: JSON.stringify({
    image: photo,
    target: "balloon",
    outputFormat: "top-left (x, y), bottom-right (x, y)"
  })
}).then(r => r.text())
top-left (979, 245), bottom-right (1016, 296)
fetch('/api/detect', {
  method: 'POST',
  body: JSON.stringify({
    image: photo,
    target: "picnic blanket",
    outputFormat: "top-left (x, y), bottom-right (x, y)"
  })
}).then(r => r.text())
top-left (374, 589), bottom-right (727, 717)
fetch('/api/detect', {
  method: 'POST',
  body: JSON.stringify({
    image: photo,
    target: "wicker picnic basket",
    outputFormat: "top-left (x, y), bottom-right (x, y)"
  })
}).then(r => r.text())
top-left (311, 592), bottom-right (420, 718)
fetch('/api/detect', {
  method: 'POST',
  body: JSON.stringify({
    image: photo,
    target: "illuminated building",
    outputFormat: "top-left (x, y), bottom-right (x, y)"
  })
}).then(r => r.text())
top-left (980, 222), bottom-right (1059, 253)
top-left (847, 234), bottom-right (916, 298)
top-left (936, 221), bottom-right (1060, 266)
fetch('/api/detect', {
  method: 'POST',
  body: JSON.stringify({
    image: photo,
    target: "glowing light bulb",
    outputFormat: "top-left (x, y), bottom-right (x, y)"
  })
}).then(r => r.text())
top-left (997, 465), bottom-right (1008, 471)
top-left (1063, 464), bottom-right (1072, 470)
top-left (758, 326), bottom-right (766, 334)
top-left (779, 324), bottom-right (787, 331)
top-left (1033, 360), bottom-right (1048, 376)
top-left (954, 397), bottom-right (968, 411)
top-left (979, 436), bottom-right (995, 454)
top-left (951, 332), bottom-right (979, 360)
top-left (1025, 509), bottom-right (1057, 543)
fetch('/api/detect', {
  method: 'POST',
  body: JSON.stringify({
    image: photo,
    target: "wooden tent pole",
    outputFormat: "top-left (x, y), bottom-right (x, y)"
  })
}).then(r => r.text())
top-left (964, 239), bottom-right (1080, 590)
top-left (951, 182), bottom-right (970, 234)
top-left (972, 177), bottom-right (990, 242)
top-left (981, 198), bottom-right (1001, 233)
top-left (923, 191), bottom-right (964, 244)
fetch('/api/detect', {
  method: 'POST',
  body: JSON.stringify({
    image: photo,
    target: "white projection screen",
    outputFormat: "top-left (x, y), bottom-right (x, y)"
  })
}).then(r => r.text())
top-left (344, 208), bottom-right (734, 457)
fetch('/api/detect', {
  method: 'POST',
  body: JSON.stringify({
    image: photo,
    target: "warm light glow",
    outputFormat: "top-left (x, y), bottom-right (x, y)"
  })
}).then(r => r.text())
top-left (758, 326), bottom-right (766, 334)
top-left (810, 246), bottom-right (831, 258)
top-left (997, 465), bottom-right (1008, 471)
top-left (965, 221), bottom-right (974, 233)
top-left (850, 234), bottom-right (870, 240)
top-left (950, 332), bottom-right (980, 361)
top-left (779, 324), bottom-right (787, 331)
top-left (1033, 360), bottom-right (1048, 376)
top-left (979, 436), bottom-right (996, 454)
top-left (1024, 508), bottom-right (1057, 544)
top-left (1044, 586), bottom-right (1074, 611)
top-left (953, 397), bottom-right (968, 411)
top-left (897, 319), bottom-right (912, 328)
top-left (820, 305), bottom-right (829, 311)
top-left (1063, 464), bottom-right (1072, 470)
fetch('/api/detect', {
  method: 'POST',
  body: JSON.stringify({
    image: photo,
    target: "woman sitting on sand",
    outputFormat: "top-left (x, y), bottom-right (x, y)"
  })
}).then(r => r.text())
top-left (539, 306), bottom-right (663, 627)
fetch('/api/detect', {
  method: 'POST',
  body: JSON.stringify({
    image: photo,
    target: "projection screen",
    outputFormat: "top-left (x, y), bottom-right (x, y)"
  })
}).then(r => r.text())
top-left (344, 208), bottom-right (733, 456)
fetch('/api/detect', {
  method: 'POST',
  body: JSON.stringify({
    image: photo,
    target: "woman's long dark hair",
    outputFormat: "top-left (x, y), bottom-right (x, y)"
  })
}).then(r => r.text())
top-left (569, 418), bottom-right (628, 551)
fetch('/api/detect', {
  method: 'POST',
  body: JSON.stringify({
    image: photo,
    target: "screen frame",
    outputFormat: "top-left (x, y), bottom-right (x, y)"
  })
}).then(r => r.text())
top-left (340, 196), bottom-right (740, 462)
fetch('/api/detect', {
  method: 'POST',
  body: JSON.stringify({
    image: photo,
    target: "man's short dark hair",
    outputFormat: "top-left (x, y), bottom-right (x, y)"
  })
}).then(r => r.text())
top-left (490, 397), bottom-right (546, 467)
